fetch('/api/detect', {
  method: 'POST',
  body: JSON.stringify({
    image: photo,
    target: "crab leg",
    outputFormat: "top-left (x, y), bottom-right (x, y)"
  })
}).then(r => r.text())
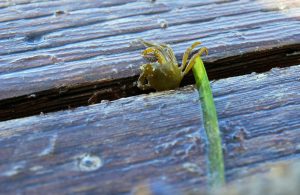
top-left (183, 47), bottom-right (208, 76)
top-left (181, 42), bottom-right (202, 71)
top-left (165, 45), bottom-right (178, 66)
top-left (140, 39), bottom-right (175, 63)
top-left (142, 47), bottom-right (168, 64)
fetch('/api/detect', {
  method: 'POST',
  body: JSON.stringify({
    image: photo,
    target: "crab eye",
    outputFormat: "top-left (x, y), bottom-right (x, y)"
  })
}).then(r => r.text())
top-left (143, 53), bottom-right (158, 62)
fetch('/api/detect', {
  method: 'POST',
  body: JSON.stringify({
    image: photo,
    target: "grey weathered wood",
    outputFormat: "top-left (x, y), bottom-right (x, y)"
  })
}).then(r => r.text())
top-left (0, 0), bottom-right (226, 22)
top-left (1, 0), bottom-right (300, 120)
top-left (0, 0), bottom-right (138, 22)
top-left (0, 65), bottom-right (299, 194)
top-left (1, 0), bottom-right (300, 85)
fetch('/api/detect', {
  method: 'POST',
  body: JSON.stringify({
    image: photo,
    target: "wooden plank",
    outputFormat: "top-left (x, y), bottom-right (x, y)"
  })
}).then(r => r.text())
top-left (0, 0), bottom-right (225, 22)
top-left (0, 0), bottom-right (139, 22)
top-left (0, 0), bottom-right (55, 8)
top-left (134, 160), bottom-right (300, 195)
top-left (0, 65), bottom-right (299, 194)
top-left (1, 1), bottom-right (299, 55)
top-left (1, 0), bottom-right (300, 79)
top-left (0, 0), bottom-right (236, 40)
top-left (1, 0), bottom-right (300, 120)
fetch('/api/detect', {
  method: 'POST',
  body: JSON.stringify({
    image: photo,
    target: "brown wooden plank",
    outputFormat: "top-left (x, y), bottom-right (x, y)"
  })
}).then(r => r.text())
top-left (0, 65), bottom-right (299, 194)
top-left (1, 0), bottom-right (300, 120)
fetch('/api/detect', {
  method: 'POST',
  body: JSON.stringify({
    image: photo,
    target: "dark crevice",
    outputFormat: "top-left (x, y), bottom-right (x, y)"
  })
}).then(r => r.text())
top-left (0, 44), bottom-right (299, 121)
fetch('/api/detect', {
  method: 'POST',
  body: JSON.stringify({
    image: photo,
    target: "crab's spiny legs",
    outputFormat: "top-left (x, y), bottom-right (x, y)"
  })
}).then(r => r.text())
top-left (181, 42), bottom-right (202, 71)
top-left (140, 39), bottom-right (176, 63)
top-left (157, 45), bottom-right (176, 64)
top-left (165, 46), bottom-right (178, 65)
top-left (151, 40), bottom-right (177, 63)
top-left (140, 39), bottom-right (166, 54)
top-left (142, 47), bottom-right (167, 64)
top-left (183, 47), bottom-right (208, 76)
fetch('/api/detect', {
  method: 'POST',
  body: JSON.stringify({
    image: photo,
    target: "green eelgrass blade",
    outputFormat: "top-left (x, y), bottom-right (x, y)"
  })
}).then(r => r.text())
top-left (192, 57), bottom-right (225, 187)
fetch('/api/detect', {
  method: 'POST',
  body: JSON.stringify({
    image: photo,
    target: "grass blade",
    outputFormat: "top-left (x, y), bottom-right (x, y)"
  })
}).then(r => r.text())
top-left (192, 57), bottom-right (225, 187)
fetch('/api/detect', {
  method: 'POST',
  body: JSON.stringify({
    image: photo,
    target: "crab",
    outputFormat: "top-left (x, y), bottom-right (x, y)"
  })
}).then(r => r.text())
top-left (137, 39), bottom-right (208, 91)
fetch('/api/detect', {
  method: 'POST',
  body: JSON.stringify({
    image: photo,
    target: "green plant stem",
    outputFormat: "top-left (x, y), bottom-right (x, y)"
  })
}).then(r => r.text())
top-left (192, 57), bottom-right (225, 187)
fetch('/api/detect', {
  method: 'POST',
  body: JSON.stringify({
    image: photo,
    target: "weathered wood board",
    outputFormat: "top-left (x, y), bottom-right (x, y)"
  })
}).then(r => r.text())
top-left (0, 0), bottom-right (300, 120)
top-left (0, 65), bottom-right (299, 194)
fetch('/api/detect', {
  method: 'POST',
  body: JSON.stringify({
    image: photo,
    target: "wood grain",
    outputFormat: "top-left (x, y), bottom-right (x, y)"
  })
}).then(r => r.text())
top-left (1, 0), bottom-right (300, 120)
top-left (0, 65), bottom-right (299, 194)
